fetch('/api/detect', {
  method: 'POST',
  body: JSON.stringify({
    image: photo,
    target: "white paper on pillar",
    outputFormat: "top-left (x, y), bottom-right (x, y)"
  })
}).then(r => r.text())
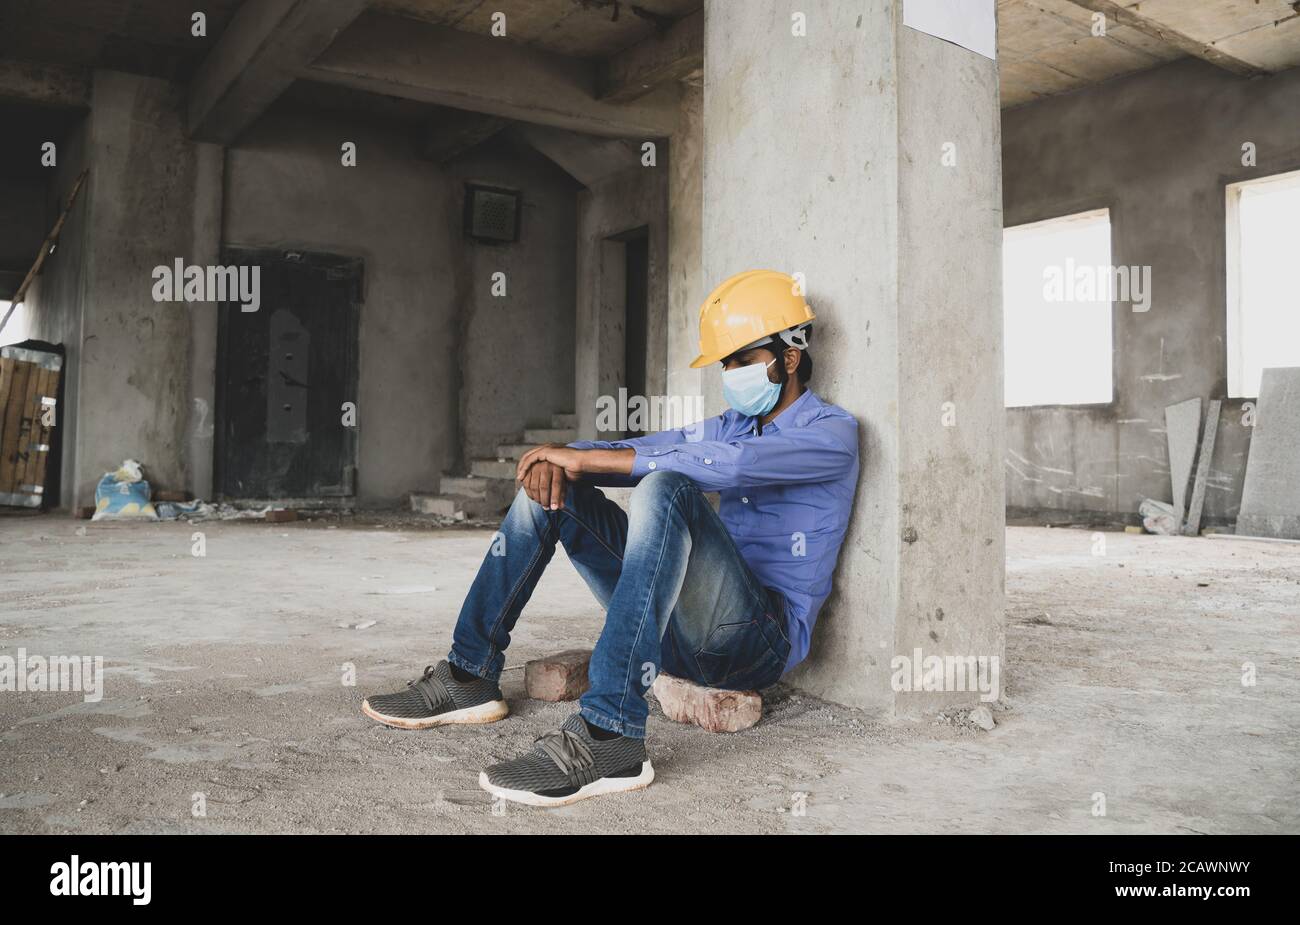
top-left (903, 0), bottom-right (997, 61)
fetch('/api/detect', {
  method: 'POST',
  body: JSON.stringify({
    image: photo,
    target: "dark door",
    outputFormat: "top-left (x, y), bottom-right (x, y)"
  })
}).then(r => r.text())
top-left (215, 249), bottom-right (361, 499)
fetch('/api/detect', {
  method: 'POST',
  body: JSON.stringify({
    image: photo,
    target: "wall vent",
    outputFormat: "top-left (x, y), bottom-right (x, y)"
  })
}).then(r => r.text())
top-left (464, 184), bottom-right (520, 243)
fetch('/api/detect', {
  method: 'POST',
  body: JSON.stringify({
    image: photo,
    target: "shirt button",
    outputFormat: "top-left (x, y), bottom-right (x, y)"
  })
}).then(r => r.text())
top-left (704, 458), bottom-right (712, 465)
top-left (741, 497), bottom-right (749, 504)
top-left (647, 462), bottom-right (657, 470)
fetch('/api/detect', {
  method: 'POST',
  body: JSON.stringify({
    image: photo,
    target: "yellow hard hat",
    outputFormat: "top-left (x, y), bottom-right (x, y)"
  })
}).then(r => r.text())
top-left (689, 269), bottom-right (815, 368)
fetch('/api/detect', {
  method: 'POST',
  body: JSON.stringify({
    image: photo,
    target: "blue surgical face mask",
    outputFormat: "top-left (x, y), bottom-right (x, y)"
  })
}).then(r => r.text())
top-left (722, 358), bottom-right (781, 417)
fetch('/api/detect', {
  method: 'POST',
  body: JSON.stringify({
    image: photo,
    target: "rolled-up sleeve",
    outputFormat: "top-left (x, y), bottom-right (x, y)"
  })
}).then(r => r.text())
top-left (566, 419), bottom-right (719, 487)
top-left (628, 415), bottom-right (858, 491)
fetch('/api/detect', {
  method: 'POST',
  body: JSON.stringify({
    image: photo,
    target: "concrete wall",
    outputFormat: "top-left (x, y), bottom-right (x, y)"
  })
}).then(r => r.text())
top-left (22, 72), bottom-right (582, 508)
top-left (1002, 59), bottom-right (1300, 525)
top-left (23, 114), bottom-right (89, 507)
top-left (225, 102), bottom-right (461, 504)
top-left (447, 135), bottom-right (580, 464)
top-left (575, 162), bottom-right (669, 440)
top-left (32, 72), bottom-right (205, 508)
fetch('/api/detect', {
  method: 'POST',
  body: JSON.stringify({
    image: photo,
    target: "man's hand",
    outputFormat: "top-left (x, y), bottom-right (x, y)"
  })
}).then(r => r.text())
top-left (516, 444), bottom-right (636, 511)
top-left (517, 444), bottom-right (581, 511)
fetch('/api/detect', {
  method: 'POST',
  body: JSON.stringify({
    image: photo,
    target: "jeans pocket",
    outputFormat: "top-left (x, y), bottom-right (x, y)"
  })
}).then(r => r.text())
top-left (693, 620), bottom-right (781, 689)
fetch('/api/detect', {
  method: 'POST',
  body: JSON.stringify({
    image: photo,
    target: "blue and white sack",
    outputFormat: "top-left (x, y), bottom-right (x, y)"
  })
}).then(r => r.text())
top-left (92, 459), bottom-right (158, 521)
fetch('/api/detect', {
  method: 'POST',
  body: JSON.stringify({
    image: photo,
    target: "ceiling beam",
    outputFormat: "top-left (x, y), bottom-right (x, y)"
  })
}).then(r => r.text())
top-left (598, 8), bottom-right (703, 103)
top-left (0, 58), bottom-right (88, 108)
top-left (303, 12), bottom-right (679, 140)
top-left (1061, 0), bottom-right (1271, 77)
top-left (418, 110), bottom-right (508, 163)
top-left (512, 124), bottom-right (642, 187)
top-left (188, 0), bottom-right (370, 144)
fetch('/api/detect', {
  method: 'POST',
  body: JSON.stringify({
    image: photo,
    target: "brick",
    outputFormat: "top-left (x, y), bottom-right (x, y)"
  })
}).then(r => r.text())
top-left (651, 672), bottom-right (763, 733)
top-left (525, 649), bottom-right (590, 701)
top-left (265, 508), bottom-right (298, 522)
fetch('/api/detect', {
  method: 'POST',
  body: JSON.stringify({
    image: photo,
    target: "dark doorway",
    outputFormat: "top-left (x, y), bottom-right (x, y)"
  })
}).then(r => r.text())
top-left (618, 226), bottom-right (649, 437)
top-left (215, 248), bottom-right (361, 500)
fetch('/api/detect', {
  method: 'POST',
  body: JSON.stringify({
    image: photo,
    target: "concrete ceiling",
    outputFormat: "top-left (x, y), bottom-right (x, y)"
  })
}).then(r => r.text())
top-left (4, 0), bottom-right (1300, 119)
top-left (375, 0), bottom-right (701, 58)
top-left (0, 0), bottom-right (244, 81)
top-left (1000, 0), bottom-right (1300, 108)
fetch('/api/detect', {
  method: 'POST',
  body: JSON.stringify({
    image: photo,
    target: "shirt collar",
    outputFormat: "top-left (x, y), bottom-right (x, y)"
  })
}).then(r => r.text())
top-left (750, 388), bottom-right (821, 434)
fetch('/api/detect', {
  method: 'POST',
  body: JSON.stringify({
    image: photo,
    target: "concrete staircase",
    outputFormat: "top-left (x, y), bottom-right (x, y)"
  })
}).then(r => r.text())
top-left (410, 412), bottom-right (581, 520)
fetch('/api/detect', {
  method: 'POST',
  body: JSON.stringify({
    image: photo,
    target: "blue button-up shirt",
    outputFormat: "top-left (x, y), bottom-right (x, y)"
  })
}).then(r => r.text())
top-left (569, 389), bottom-right (859, 673)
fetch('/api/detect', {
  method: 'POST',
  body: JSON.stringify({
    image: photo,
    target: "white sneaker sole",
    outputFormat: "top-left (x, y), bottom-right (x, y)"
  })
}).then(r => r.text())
top-left (362, 698), bottom-right (509, 730)
top-left (478, 761), bottom-right (655, 807)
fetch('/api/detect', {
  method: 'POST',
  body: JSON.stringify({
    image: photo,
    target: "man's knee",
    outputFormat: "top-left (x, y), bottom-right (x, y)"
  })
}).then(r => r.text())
top-left (505, 486), bottom-right (552, 531)
top-left (630, 469), bottom-right (696, 513)
top-left (507, 482), bottom-right (584, 522)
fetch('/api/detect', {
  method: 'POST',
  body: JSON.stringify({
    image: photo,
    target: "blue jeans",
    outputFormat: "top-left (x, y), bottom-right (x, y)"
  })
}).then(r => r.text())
top-left (447, 470), bottom-right (791, 738)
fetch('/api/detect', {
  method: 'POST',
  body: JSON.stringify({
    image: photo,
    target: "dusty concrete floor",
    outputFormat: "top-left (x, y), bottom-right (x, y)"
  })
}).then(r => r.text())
top-left (1, 516), bottom-right (1296, 834)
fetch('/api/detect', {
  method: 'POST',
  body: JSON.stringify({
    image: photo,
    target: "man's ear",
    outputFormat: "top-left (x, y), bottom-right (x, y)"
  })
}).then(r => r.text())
top-left (783, 346), bottom-right (800, 377)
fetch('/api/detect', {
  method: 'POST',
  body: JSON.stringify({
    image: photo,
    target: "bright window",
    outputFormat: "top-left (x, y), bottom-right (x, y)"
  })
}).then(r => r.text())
top-left (1226, 170), bottom-right (1300, 399)
top-left (1002, 209), bottom-right (1114, 408)
top-left (0, 300), bottom-right (28, 347)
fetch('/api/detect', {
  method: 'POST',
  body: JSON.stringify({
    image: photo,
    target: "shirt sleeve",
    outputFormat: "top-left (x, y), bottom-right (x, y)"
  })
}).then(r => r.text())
top-left (566, 417), bottom-right (722, 486)
top-left (626, 414), bottom-right (858, 491)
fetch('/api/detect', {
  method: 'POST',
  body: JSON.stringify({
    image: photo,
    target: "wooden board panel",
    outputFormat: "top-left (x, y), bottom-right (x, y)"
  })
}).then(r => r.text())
top-left (0, 358), bottom-right (32, 493)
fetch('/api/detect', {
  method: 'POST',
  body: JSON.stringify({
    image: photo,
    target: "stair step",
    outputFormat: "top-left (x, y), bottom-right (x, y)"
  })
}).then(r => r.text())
top-left (410, 493), bottom-right (468, 517)
top-left (438, 475), bottom-right (489, 498)
top-left (496, 443), bottom-right (535, 460)
top-left (470, 458), bottom-right (519, 480)
top-left (551, 412), bottom-right (577, 429)
top-left (410, 492), bottom-right (506, 519)
top-left (523, 428), bottom-right (577, 444)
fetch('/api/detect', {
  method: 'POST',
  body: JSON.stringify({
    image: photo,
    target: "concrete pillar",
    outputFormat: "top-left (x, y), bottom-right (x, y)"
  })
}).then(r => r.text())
top-left (73, 71), bottom-right (201, 504)
top-left (701, 0), bottom-right (1004, 714)
top-left (187, 142), bottom-right (224, 500)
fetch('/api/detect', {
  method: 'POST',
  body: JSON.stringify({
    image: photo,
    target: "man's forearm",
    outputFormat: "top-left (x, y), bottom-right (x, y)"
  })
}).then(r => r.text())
top-left (574, 447), bottom-right (635, 477)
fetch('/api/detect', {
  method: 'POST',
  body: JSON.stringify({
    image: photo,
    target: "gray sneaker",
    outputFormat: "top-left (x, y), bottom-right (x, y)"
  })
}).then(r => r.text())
top-left (362, 660), bottom-right (509, 729)
top-left (478, 714), bottom-right (654, 807)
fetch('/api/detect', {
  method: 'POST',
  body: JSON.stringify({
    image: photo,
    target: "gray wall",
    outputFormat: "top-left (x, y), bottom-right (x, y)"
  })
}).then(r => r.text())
top-left (23, 115), bottom-right (89, 507)
top-left (448, 135), bottom-right (580, 465)
top-left (226, 102), bottom-right (461, 504)
top-left (1002, 58), bottom-right (1300, 524)
top-left (575, 164), bottom-right (669, 440)
top-left (21, 69), bottom-right (585, 509)
top-left (28, 72), bottom-right (203, 508)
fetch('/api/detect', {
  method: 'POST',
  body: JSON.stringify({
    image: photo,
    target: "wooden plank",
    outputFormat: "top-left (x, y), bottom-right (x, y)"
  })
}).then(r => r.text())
top-left (0, 358), bottom-right (31, 493)
top-left (8, 169), bottom-right (87, 307)
top-left (0, 356), bottom-right (12, 466)
top-left (29, 365), bottom-right (60, 500)
top-left (12, 364), bottom-right (45, 494)
top-left (1184, 399), bottom-right (1221, 536)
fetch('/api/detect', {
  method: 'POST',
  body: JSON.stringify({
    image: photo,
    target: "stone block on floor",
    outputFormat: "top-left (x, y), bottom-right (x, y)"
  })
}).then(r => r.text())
top-left (651, 672), bottom-right (762, 733)
top-left (524, 649), bottom-right (591, 701)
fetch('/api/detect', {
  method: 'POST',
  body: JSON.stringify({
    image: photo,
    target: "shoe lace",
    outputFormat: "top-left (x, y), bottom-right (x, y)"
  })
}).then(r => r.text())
top-left (406, 665), bottom-right (449, 712)
top-left (535, 727), bottom-right (595, 779)
top-left (408, 664), bottom-right (437, 688)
